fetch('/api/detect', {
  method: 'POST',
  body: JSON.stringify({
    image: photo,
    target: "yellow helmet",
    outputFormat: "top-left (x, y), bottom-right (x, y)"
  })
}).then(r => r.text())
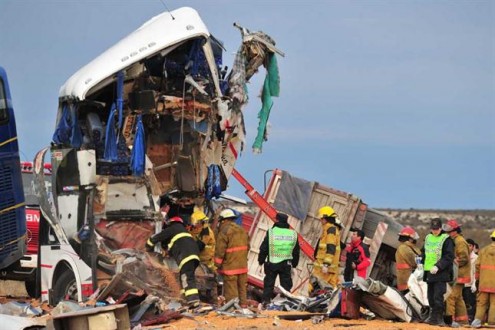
top-left (318, 206), bottom-right (336, 219)
top-left (191, 210), bottom-right (208, 226)
top-left (491, 229), bottom-right (495, 239)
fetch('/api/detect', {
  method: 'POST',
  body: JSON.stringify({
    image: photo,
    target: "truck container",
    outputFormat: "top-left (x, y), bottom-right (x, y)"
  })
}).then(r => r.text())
top-left (246, 169), bottom-right (403, 294)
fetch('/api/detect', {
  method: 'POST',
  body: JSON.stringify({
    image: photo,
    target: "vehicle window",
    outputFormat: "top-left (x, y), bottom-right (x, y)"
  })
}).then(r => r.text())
top-left (0, 78), bottom-right (8, 124)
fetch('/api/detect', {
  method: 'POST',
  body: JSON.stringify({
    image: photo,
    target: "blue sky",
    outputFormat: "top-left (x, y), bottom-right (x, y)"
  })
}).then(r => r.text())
top-left (0, 0), bottom-right (493, 209)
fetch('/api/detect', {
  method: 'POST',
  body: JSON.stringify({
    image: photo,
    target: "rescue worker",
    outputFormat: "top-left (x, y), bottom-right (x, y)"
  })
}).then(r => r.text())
top-left (188, 209), bottom-right (218, 304)
top-left (189, 209), bottom-right (216, 272)
top-left (395, 226), bottom-right (421, 293)
top-left (421, 217), bottom-right (455, 326)
top-left (146, 216), bottom-right (200, 308)
top-left (214, 208), bottom-right (250, 307)
top-left (258, 212), bottom-right (300, 305)
top-left (311, 206), bottom-right (342, 291)
top-left (344, 228), bottom-right (370, 282)
top-left (442, 219), bottom-right (471, 327)
top-left (471, 230), bottom-right (495, 328)
top-left (463, 238), bottom-right (478, 323)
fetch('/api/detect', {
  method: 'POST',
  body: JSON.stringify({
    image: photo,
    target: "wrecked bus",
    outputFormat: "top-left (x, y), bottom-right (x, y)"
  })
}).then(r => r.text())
top-left (246, 169), bottom-right (404, 295)
top-left (32, 7), bottom-right (283, 304)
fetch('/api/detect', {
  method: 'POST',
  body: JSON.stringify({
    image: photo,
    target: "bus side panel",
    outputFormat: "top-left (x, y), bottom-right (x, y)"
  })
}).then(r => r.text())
top-left (0, 68), bottom-right (27, 269)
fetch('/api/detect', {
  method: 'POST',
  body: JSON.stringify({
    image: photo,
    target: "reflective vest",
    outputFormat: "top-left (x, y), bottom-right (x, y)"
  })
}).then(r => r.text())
top-left (424, 233), bottom-right (448, 271)
top-left (268, 227), bottom-right (297, 264)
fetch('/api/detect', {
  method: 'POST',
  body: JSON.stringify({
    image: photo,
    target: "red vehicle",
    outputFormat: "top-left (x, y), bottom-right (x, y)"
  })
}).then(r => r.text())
top-left (21, 161), bottom-right (52, 257)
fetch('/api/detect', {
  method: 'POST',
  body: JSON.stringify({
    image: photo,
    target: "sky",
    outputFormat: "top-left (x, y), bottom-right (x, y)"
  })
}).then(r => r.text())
top-left (0, 0), bottom-right (494, 209)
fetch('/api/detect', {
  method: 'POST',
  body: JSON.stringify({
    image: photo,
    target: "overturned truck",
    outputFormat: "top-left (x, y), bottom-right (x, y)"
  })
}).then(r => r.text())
top-left (32, 7), bottom-right (283, 306)
top-left (245, 169), bottom-right (404, 295)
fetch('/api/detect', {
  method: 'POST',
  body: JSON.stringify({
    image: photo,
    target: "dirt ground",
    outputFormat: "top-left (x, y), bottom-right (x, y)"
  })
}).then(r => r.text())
top-left (142, 311), bottom-right (451, 330)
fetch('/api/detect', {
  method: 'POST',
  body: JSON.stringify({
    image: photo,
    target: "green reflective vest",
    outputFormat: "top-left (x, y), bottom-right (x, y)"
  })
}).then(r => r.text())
top-left (424, 233), bottom-right (448, 271)
top-left (268, 227), bottom-right (297, 264)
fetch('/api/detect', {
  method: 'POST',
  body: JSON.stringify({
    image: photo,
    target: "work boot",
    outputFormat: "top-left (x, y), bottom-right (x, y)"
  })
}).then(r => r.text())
top-left (451, 321), bottom-right (460, 328)
top-left (187, 299), bottom-right (200, 311)
top-left (436, 315), bottom-right (447, 327)
top-left (427, 313), bottom-right (447, 326)
top-left (471, 319), bottom-right (482, 328)
top-left (426, 314), bottom-right (438, 326)
top-left (424, 310), bottom-right (434, 324)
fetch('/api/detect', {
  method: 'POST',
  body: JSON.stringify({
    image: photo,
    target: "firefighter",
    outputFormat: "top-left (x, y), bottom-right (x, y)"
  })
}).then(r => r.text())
top-left (189, 209), bottom-right (216, 272)
top-left (311, 206), bottom-right (342, 292)
top-left (421, 217), bottom-right (455, 326)
top-left (344, 228), bottom-right (371, 282)
top-left (146, 216), bottom-right (200, 308)
top-left (258, 212), bottom-right (300, 305)
top-left (395, 226), bottom-right (421, 293)
top-left (471, 230), bottom-right (495, 328)
top-left (189, 209), bottom-right (218, 304)
top-left (214, 208), bottom-right (250, 307)
top-left (442, 219), bottom-right (471, 326)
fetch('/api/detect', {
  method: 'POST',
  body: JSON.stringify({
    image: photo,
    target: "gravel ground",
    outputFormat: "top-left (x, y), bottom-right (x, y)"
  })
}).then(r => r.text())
top-left (141, 310), bottom-right (453, 329)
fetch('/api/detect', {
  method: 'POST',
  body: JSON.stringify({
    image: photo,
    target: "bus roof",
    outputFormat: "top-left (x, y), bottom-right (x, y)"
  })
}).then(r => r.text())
top-left (58, 7), bottom-right (211, 101)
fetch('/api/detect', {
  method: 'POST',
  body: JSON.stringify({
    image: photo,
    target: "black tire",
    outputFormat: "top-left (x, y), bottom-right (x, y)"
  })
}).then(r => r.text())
top-left (25, 279), bottom-right (38, 298)
top-left (52, 270), bottom-right (78, 304)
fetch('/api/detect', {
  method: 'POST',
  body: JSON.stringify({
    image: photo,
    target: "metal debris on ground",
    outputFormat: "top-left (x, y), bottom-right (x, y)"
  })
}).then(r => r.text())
top-left (215, 297), bottom-right (266, 318)
top-left (311, 314), bottom-right (325, 324)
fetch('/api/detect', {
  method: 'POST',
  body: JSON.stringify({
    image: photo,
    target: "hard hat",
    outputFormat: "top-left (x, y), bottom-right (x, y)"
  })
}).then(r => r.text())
top-left (168, 216), bottom-right (184, 223)
top-left (399, 226), bottom-right (419, 240)
top-left (318, 206), bottom-right (336, 219)
top-left (219, 208), bottom-right (236, 220)
top-left (191, 210), bottom-right (208, 226)
top-left (442, 219), bottom-right (460, 232)
top-left (491, 230), bottom-right (495, 239)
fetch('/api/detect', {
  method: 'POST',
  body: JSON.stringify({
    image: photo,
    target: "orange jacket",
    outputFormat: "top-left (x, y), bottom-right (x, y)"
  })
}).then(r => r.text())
top-left (214, 220), bottom-right (249, 275)
top-left (452, 233), bottom-right (471, 284)
top-left (395, 241), bottom-right (420, 291)
top-left (475, 242), bottom-right (495, 293)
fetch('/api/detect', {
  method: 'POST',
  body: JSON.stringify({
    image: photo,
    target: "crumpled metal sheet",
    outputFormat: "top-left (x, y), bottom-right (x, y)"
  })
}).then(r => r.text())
top-left (95, 220), bottom-right (154, 250)
top-left (0, 314), bottom-right (47, 330)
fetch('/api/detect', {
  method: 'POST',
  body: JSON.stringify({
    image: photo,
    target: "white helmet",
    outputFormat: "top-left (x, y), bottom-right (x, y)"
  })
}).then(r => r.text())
top-left (219, 208), bottom-right (236, 220)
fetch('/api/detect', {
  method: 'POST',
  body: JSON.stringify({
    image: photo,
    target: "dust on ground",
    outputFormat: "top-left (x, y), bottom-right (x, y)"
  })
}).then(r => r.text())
top-left (143, 311), bottom-right (450, 329)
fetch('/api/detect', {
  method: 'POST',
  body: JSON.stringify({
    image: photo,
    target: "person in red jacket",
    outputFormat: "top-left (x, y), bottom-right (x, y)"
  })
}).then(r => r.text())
top-left (344, 228), bottom-right (371, 281)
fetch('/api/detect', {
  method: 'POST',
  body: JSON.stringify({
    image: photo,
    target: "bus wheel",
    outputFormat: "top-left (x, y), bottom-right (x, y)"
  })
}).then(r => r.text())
top-left (52, 270), bottom-right (78, 304)
top-left (25, 280), bottom-right (38, 298)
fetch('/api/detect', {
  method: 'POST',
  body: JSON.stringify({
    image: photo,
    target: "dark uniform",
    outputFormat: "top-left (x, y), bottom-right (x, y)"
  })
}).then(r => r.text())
top-left (421, 218), bottom-right (455, 326)
top-left (147, 218), bottom-right (200, 307)
top-left (258, 213), bottom-right (300, 304)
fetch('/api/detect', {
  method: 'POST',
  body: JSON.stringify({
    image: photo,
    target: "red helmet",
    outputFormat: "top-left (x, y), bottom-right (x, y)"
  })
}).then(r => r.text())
top-left (399, 226), bottom-right (419, 240)
top-left (168, 216), bottom-right (184, 223)
top-left (442, 219), bottom-right (460, 232)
